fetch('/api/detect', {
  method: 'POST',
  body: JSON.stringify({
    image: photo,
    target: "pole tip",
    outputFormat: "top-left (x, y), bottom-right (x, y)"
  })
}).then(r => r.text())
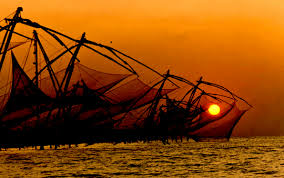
top-left (17, 7), bottom-right (23, 12)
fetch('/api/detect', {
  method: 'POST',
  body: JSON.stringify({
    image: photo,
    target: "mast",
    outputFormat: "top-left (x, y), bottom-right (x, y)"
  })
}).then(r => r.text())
top-left (146, 70), bottom-right (170, 127)
top-left (60, 32), bottom-right (85, 94)
top-left (33, 30), bottom-right (61, 95)
top-left (0, 7), bottom-right (23, 72)
top-left (186, 77), bottom-right (203, 110)
top-left (32, 34), bottom-right (42, 149)
top-left (33, 31), bottom-right (39, 87)
top-left (31, 44), bottom-right (78, 82)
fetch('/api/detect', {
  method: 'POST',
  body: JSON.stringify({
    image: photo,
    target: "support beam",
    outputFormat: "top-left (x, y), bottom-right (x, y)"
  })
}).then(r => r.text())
top-left (60, 33), bottom-right (85, 94)
top-left (31, 44), bottom-right (78, 82)
top-left (0, 25), bottom-right (32, 40)
top-left (146, 70), bottom-right (170, 122)
top-left (33, 30), bottom-right (61, 95)
top-left (0, 27), bottom-right (9, 55)
top-left (41, 29), bottom-right (80, 62)
top-left (0, 7), bottom-right (23, 72)
top-left (33, 31), bottom-right (39, 87)
top-left (7, 18), bottom-right (138, 75)
top-left (116, 78), bottom-right (165, 125)
top-left (0, 24), bottom-right (11, 33)
top-left (6, 15), bottom-right (180, 86)
top-left (186, 77), bottom-right (202, 110)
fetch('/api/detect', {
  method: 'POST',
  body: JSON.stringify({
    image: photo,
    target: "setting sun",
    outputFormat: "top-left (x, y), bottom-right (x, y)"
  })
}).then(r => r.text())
top-left (208, 104), bottom-right (221, 115)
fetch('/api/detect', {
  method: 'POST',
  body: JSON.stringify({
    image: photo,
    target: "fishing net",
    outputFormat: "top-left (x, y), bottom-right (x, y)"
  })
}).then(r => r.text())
top-left (75, 79), bottom-right (176, 131)
top-left (186, 96), bottom-right (235, 131)
top-left (187, 96), bottom-right (248, 141)
top-left (0, 41), bottom-right (28, 54)
top-left (4, 52), bottom-right (50, 114)
top-left (39, 63), bottom-right (132, 98)
top-left (0, 58), bottom-right (133, 136)
top-left (112, 105), bottom-right (150, 130)
top-left (105, 78), bottom-right (176, 109)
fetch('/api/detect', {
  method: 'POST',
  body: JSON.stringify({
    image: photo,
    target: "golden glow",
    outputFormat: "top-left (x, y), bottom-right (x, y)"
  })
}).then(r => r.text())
top-left (0, 0), bottom-right (283, 135)
top-left (208, 104), bottom-right (220, 115)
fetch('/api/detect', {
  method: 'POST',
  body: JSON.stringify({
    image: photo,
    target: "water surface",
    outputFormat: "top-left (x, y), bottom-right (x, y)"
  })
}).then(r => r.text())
top-left (0, 137), bottom-right (283, 177)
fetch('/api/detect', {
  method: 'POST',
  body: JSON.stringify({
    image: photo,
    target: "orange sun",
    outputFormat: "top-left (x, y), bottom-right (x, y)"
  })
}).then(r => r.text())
top-left (208, 104), bottom-right (220, 115)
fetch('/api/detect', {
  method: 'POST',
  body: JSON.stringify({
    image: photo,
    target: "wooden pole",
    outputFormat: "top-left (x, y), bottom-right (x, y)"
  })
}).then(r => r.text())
top-left (33, 31), bottom-right (39, 87)
top-left (33, 30), bottom-right (61, 95)
top-left (0, 7), bottom-right (23, 72)
top-left (61, 32), bottom-right (85, 93)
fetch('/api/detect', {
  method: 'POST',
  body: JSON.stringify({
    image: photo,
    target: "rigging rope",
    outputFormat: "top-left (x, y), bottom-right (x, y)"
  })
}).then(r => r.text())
top-left (0, 37), bottom-right (77, 91)
top-left (21, 38), bottom-right (33, 71)
top-left (38, 33), bottom-right (58, 50)
top-left (0, 10), bottom-right (16, 23)
top-left (105, 75), bottom-right (161, 103)
top-left (38, 33), bottom-right (80, 72)
top-left (0, 39), bottom-right (32, 94)
top-left (76, 64), bottom-right (128, 101)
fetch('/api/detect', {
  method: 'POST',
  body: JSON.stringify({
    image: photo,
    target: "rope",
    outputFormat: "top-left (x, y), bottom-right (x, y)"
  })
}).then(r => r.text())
top-left (38, 33), bottom-right (80, 73)
top-left (75, 63), bottom-right (130, 101)
top-left (38, 33), bottom-right (57, 50)
top-left (0, 10), bottom-right (16, 23)
top-left (0, 39), bottom-right (33, 92)
top-left (21, 38), bottom-right (33, 70)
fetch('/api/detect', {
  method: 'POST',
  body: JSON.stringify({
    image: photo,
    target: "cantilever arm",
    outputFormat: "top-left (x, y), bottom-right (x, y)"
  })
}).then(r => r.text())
top-left (168, 74), bottom-right (195, 87)
top-left (8, 17), bottom-right (180, 85)
top-left (200, 80), bottom-right (252, 107)
top-left (0, 24), bottom-right (11, 33)
top-left (31, 44), bottom-right (79, 82)
top-left (168, 74), bottom-right (237, 105)
top-left (6, 18), bottom-right (79, 42)
top-left (106, 47), bottom-right (137, 76)
top-left (41, 28), bottom-right (80, 62)
top-left (0, 25), bottom-right (32, 40)
top-left (83, 44), bottom-right (137, 75)
top-left (85, 39), bottom-right (179, 87)
top-left (9, 18), bottom-right (137, 75)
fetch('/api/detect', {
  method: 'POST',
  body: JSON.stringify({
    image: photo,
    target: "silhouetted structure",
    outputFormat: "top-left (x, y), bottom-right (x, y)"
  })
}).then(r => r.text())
top-left (0, 7), bottom-right (251, 149)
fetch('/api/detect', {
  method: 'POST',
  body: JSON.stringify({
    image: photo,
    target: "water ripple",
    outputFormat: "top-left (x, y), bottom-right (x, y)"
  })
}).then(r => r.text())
top-left (0, 137), bottom-right (283, 177)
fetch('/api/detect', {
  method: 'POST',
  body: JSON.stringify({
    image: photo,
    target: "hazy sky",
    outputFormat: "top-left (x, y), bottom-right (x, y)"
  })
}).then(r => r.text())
top-left (1, 0), bottom-right (284, 136)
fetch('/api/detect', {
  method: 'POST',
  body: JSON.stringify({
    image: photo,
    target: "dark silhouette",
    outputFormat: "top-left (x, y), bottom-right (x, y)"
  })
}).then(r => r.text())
top-left (0, 7), bottom-right (252, 150)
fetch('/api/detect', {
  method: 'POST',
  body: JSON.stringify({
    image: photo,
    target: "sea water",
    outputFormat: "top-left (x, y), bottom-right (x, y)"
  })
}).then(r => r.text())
top-left (0, 137), bottom-right (283, 177)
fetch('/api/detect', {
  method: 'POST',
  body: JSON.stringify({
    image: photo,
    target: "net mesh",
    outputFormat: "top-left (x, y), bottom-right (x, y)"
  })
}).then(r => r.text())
top-left (188, 104), bottom-right (247, 141)
top-left (112, 106), bottom-right (150, 130)
top-left (4, 52), bottom-right (50, 114)
top-left (105, 78), bottom-right (176, 109)
top-left (186, 96), bottom-right (235, 131)
top-left (0, 52), bottom-right (250, 144)
top-left (75, 79), bottom-right (176, 128)
top-left (0, 41), bottom-right (28, 54)
top-left (39, 63), bottom-right (132, 97)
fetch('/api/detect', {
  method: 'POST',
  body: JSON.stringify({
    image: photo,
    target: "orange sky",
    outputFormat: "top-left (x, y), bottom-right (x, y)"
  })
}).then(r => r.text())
top-left (1, 0), bottom-right (284, 136)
